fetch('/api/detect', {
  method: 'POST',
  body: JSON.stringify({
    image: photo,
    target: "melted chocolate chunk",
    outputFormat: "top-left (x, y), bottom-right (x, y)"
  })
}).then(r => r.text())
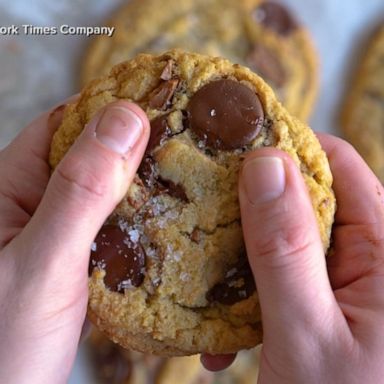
top-left (89, 224), bottom-right (145, 293)
top-left (188, 79), bottom-right (264, 150)
top-left (137, 115), bottom-right (188, 202)
top-left (190, 228), bottom-right (201, 243)
top-left (149, 79), bottom-right (179, 110)
top-left (147, 114), bottom-right (172, 153)
top-left (247, 43), bottom-right (286, 87)
top-left (157, 177), bottom-right (189, 202)
top-left (138, 156), bottom-right (188, 202)
top-left (160, 60), bottom-right (174, 81)
top-left (138, 155), bottom-right (157, 188)
top-left (206, 257), bottom-right (256, 305)
top-left (138, 115), bottom-right (171, 188)
top-left (253, 2), bottom-right (298, 36)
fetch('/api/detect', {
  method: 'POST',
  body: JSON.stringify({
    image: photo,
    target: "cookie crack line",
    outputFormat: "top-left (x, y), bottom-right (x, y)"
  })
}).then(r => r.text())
top-left (148, 297), bottom-right (260, 333)
top-left (179, 218), bottom-right (242, 240)
top-left (296, 151), bottom-right (325, 187)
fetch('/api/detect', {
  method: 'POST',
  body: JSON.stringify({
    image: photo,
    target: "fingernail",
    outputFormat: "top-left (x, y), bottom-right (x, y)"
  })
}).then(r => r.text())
top-left (242, 157), bottom-right (286, 204)
top-left (95, 106), bottom-right (143, 154)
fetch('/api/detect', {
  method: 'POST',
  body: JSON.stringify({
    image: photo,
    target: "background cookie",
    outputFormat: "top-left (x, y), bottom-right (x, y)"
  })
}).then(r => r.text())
top-left (50, 50), bottom-right (335, 356)
top-left (81, 0), bottom-right (318, 121)
top-left (341, 24), bottom-right (384, 182)
top-left (88, 329), bottom-right (213, 383)
top-left (88, 328), bottom-right (259, 384)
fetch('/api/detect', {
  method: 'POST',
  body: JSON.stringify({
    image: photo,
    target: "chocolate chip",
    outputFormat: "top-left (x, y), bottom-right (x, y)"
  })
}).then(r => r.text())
top-left (138, 155), bottom-right (157, 189)
top-left (190, 228), bottom-right (201, 243)
top-left (149, 79), bottom-right (179, 110)
top-left (253, 1), bottom-right (298, 36)
top-left (147, 114), bottom-right (172, 153)
top-left (157, 177), bottom-right (189, 202)
top-left (138, 157), bottom-right (188, 202)
top-left (138, 115), bottom-right (171, 188)
top-left (160, 60), bottom-right (174, 81)
top-left (206, 257), bottom-right (256, 305)
top-left (137, 115), bottom-right (188, 202)
top-left (126, 176), bottom-right (150, 212)
top-left (89, 224), bottom-right (146, 293)
top-left (188, 79), bottom-right (264, 150)
top-left (247, 43), bottom-right (286, 87)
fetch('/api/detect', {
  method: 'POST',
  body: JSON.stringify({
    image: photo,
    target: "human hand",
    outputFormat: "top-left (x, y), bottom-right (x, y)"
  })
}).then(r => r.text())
top-left (203, 134), bottom-right (384, 383)
top-left (0, 98), bottom-right (150, 383)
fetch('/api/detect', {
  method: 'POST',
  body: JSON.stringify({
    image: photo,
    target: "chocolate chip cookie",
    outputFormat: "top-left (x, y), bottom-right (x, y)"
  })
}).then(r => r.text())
top-left (88, 329), bottom-right (213, 384)
top-left (89, 328), bottom-right (259, 384)
top-left (81, 0), bottom-right (318, 121)
top-left (341, 24), bottom-right (384, 182)
top-left (50, 50), bottom-right (335, 356)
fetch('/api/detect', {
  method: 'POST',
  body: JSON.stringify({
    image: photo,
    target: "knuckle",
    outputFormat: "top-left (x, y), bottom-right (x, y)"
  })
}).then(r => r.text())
top-left (55, 155), bottom-right (110, 202)
top-left (251, 207), bottom-right (319, 268)
top-left (259, 223), bottom-right (314, 260)
top-left (342, 222), bottom-right (384, 270)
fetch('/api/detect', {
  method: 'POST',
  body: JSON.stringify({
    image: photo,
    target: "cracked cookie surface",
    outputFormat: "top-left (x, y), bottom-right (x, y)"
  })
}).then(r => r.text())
top-left (82, 0), bottom-right (318, 121)
top-left (341, 24), bottom-right (384, 182)
top-left (50, 50), bottom-right (335, 356)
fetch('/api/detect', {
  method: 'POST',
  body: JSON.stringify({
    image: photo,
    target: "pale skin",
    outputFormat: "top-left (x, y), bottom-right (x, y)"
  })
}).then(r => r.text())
top-left (0, 98), bottom-right (383, 383)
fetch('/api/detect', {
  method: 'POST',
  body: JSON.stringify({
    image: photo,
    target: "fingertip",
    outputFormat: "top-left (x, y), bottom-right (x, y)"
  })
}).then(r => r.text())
top-left (47, 94), bottom-right (81, 132)
top-left (107, 100), bottom-right (151, 138)
top-left (200, 353), bottom-right (236, 372)
top-left (241, 147), bottom-right (295, 166)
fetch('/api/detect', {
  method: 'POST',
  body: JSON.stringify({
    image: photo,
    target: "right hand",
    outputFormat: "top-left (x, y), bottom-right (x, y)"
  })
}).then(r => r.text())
top-left (203, 134), bottom-right (384, 383)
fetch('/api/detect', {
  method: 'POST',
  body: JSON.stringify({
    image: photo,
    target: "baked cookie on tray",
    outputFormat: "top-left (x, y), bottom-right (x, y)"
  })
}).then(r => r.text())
top-left (88, 329), bottom-right (213, 384)
top-left (81, 0), bottom-right (318, 121)
top-left (50, 50), bottom-right (335, 356)
top-left (341, 24), bottom-right (384, 182)
top-left (88, 328), bottom-right (259, 384)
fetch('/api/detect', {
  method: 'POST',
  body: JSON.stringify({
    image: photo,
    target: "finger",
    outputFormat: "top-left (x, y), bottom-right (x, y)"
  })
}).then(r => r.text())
top-left (317, 133), bottom-right (384, 227)
top-left (4, 94), bottom-right (79, 163)
top-left (200, 353), bottom-right (236, 371)
top-left (316, 133), bottom-right (384, 289)
top-left (239, 148), bottom-right (340, 344)
top-left (15, 101), bottom-right (150, 277)
top-left (79, 318), bottom-right (93, 343)
top-left (0, 94), bottom-right (79, 216)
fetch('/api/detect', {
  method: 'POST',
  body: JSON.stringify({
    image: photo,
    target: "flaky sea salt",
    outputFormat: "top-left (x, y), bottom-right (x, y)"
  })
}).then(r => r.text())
top-left (118, 279), bottom-right (134, 290)
top-left (173, 252), bottom-right (182, 262)
top-left (118, 218), bottom-right (129, 232)
top-left (146, 247), bottom-right (157, 259)
top-left (180, 272), bottom-right (191, 282)
top-left (225, 268), bottom-right (237, 278)
top-left (128, 229), bottom-right (140, 243)
top-left (91, 242), bottom-right (97, 252)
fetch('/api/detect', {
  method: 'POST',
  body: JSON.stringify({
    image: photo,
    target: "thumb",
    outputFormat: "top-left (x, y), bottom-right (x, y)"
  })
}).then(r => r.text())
top-left (239, 148), bottom-right (336, 341)
top-left (19, 100), bottom-right (150, 274)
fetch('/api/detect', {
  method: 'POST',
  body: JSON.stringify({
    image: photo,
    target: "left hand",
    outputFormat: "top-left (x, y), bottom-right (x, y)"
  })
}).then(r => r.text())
top-left (0, 97), bottom-right (150, 383)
